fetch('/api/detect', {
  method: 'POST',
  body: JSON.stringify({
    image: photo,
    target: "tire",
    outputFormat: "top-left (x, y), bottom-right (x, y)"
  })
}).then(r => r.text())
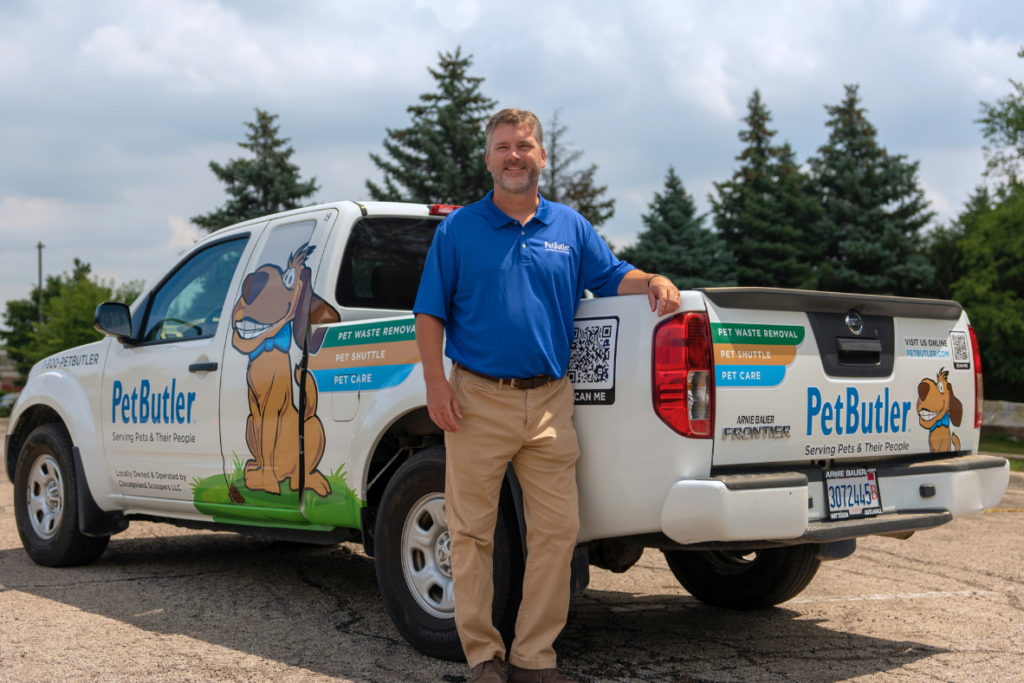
top-left (662, 545), bottom-right (821, 610)
top-left (374, 446), bottom-right (524, 661)
top-left (13, 423), bottom-right (110, 567)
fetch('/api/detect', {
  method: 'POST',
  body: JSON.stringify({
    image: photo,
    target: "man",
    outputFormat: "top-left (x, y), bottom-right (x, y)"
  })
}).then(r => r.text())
top-left (413, 108), bottom-right (681, 683)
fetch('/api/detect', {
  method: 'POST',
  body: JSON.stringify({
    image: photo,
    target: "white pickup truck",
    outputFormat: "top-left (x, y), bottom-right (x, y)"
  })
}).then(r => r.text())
top-left (7, 200), bottom-right (1009, 660)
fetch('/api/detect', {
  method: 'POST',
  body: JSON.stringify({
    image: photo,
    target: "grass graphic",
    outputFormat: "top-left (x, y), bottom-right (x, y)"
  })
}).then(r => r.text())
top-left (191, 452), bottom-right (365, 529)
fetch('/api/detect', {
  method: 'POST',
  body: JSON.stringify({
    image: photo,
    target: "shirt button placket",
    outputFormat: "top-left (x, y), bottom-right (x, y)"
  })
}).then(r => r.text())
top-left (519, 224), bottom-right (531, 263)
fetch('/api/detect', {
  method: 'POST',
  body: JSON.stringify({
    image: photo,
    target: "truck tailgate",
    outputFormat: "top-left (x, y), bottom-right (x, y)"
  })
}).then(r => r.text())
top-left (703, 288), bottom-right (979, 467)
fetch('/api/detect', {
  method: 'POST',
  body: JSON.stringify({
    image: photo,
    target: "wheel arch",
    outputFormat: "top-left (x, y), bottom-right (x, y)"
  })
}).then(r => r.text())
top-left (7, 371), bottom-right (112, 511)
top-left (7, 403), bottom-right (63, 483)
top-left (360, 405), bottom-right (442, 510)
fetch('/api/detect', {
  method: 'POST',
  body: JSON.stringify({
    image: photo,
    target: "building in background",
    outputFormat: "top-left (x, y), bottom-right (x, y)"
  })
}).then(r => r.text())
top-left (0, 349), bottom-right (21, 393)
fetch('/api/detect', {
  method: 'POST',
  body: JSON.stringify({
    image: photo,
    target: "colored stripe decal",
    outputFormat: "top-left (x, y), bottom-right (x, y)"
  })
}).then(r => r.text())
top-left (716, 365), bottom-right (787, 387)
top-left (309, 340), bottom-right (420, 370)
top-left (311, 364), bottom-right (417, 393)
top-left (711, 323), bottom-right (805, 346)
top-left (321, 318), bottom-right (416, 348)
top-left (713, 343), bottom-right (796, 366)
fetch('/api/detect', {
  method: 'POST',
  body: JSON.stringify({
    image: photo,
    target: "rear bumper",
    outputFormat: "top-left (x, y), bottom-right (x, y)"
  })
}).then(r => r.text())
top-left (660, 454), bottom-right (1009, 546)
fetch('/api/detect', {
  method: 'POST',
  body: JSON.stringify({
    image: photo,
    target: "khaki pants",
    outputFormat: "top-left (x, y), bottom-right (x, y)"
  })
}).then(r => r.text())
top-left (445, 364), bottom-right (580, 670)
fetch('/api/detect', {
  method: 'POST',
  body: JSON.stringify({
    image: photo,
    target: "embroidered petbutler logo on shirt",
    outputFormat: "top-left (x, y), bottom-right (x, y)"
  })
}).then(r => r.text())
top-left (544, 241), bottom-right (571, 254)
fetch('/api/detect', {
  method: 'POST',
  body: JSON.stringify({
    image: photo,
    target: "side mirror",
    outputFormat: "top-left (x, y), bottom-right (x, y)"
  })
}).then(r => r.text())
top-left (94, 302), bottom-right (134, 343)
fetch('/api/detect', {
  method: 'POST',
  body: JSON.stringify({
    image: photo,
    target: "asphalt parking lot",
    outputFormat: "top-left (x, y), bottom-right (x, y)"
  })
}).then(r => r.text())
top-left (1, 417), bottom-right (1022, 682)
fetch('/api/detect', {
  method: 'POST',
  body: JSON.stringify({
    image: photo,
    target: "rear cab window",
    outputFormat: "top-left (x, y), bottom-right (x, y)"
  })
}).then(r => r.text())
top-left (335, 216), bottom-right (441, 311)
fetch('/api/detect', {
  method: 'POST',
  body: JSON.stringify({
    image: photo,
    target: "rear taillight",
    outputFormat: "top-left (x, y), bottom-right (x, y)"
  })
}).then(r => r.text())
top-left (429, 204), bottom-right (461, 216)
top-left (970, 326), bottom-right (983, 428)
top-left (653, 312), bottom-right (714, 438)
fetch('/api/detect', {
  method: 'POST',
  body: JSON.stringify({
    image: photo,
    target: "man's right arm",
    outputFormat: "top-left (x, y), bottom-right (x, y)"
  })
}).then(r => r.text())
top-left (415, 313), bottom-right (461, 433)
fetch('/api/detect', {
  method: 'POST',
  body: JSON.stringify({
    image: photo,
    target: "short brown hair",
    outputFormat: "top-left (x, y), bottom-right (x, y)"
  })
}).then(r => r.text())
top-left (485, 108), bottom-right (543, 153)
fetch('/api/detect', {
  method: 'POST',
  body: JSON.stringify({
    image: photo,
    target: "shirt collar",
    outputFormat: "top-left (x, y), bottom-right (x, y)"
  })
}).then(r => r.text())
top-left (480, 190), bottom-right (551, 229)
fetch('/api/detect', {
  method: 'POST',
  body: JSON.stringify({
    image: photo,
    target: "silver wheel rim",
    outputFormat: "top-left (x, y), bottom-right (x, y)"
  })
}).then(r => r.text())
top-left (27, 454), bottom-right (64, 540)
top-left (401, 493), bottom-right (454, 619)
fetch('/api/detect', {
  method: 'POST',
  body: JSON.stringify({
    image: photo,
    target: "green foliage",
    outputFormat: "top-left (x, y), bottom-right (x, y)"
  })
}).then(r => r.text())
top-left (977, 46), bottom-right (1024, 182)
top-left (618, 167), bottom-right (736, 290)
top-left (979, 430), bottom-right (1024, 458)
top-left (192, 109), bottom-right (319, 232)
top-left (711, 90), bottom-right (821, 289)
top-left (0, 260), bottom-right (142, 381)
top-left (951, 183), bottom-right (1024, 402)
top-left (541, 108), bottom-right (616, 243)
top-left (367, 47), bottom-right (496, 205)
top-left (924, 187), bottom-right (992, 300)
top-left (807, 85), bottom-right (935, 296)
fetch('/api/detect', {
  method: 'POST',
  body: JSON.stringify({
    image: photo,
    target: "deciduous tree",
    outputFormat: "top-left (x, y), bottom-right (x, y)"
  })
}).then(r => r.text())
top-left (1, 261), bottom-right (142, 382)
top-left (952, 183), bottom-right (1024, 402)
top-left (977, 46), bottom-right (1024, 182)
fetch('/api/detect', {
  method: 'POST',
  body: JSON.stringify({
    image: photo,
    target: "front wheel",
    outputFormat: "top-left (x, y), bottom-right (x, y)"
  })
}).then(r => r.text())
top-left (662, 545), bottom-right (821, 610)
top-left (374, 446), bottom-right (524, 661)
top-left (13, 423), bottom-right (110, 567)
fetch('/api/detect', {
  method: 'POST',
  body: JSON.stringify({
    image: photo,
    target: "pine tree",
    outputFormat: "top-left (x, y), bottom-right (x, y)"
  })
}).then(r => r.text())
top-left (807, 85), bottom-right (935, 296)
top-left (192, 110), bottom-right (319, 232)
top-left (618, 167), bottom-right (736, 290)
top-left (367, 47), bottom-right (495, 205)
top-left (541, 108), bottom-right (616, 232)
top-left (711, 90), bottom-right (821, 289)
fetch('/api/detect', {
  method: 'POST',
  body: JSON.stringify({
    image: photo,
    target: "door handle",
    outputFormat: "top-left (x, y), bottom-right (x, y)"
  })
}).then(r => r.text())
top-left (189, 362), bottom-right (218, 373)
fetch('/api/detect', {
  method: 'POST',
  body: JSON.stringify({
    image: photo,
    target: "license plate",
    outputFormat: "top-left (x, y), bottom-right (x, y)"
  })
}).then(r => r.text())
top-left (824, 467), bottom-right (883, 521)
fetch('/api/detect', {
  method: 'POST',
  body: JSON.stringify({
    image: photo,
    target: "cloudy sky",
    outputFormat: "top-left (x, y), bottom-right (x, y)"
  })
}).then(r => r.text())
top-left (1, 0), bottom-right (1022, 312)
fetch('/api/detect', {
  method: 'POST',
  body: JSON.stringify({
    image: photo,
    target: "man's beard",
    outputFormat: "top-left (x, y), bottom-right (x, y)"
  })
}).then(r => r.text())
top-left (492, 164), bottom-right (541, 194)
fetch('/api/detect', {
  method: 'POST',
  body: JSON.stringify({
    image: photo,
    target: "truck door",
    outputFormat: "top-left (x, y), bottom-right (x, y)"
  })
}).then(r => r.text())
top-left (102, 231), bottom-right (258, 508)
top-left (211, 210), bottom-right (339, 520)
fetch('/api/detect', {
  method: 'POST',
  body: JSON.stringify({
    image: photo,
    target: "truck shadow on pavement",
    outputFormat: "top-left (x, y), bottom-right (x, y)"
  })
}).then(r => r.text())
top-left (0, 528), bottom-right (946, 683)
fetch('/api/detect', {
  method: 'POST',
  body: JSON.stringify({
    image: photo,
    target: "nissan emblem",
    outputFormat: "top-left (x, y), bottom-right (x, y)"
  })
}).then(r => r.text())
top-left (845, 310), bottom-right (864, 335)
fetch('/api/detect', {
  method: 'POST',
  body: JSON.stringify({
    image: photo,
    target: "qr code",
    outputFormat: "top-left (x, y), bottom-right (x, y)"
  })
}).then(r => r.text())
top-left (567, 320), bottom-right (616, 387)
top-left (950, 331), bottom-right (970, 370)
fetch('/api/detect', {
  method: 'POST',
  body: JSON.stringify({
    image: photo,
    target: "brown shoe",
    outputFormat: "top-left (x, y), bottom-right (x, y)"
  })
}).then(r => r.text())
top-left (471, 656), bottom-right (510, 683)
top-left (509, 664), bottom-right (578, 683)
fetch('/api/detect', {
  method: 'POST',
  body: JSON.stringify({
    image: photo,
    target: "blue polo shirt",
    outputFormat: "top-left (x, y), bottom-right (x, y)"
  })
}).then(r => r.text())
top-left (413, 191), bottom-right (634, 379)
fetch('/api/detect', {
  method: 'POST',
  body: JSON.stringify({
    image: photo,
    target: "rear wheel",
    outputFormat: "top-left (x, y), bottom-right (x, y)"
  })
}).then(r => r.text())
top-left (662, 545), bottom-right (821, 609)
top-left (374, 446), bottom-right (524, 661)
top-left (13, 423), bottom-right (110, 567)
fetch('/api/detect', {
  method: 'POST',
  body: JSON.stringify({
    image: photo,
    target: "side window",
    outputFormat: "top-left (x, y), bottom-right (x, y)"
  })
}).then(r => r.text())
top-left (143, 238), bottom-right (248, 342)
top-left (335, 217), bottom-right (440, 310)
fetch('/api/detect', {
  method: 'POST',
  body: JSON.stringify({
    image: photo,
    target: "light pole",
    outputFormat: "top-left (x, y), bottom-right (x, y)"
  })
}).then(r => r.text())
top-left (37, 241), bottom-right (44, 324)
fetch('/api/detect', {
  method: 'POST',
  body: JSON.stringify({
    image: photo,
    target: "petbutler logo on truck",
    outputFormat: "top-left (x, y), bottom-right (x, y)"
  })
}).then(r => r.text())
top-left (111, 379), bottom-right (196, 425)
top-left (806, 386), bottom-right (913, 437)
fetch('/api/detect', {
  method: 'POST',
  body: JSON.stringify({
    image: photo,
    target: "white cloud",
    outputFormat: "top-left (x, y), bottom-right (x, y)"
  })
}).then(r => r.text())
top-left (164, 214), bottom-right (201, 251)
top-left (0, 196), bottom-right (71, 233)
top-left (414, 0), bottom-right (481, 33)
top-left (1, 0), bottom-right (1022, 313)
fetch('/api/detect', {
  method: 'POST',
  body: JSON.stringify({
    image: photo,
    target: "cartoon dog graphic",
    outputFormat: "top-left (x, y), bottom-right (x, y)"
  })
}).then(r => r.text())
top-left (230, 242), bottom-right (339, 496)
top-left (916, 368), bottom-right (963, 453)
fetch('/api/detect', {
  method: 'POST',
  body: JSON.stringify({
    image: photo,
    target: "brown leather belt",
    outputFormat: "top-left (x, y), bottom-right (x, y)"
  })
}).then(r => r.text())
top-left (455, 363), bottom-right (551, 390)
